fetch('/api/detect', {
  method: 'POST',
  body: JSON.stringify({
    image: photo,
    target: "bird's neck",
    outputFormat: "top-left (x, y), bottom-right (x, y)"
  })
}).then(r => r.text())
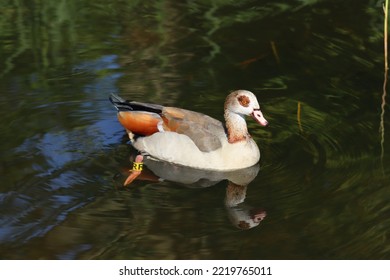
top-left (224, 110), bottom-right (250, 143)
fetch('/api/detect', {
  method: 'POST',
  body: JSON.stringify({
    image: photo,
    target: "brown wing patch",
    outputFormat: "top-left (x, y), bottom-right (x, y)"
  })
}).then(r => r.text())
top-left (160, 107), bottom-right (185, 132)
top-left (237, 95), bottom-right (250, 107)
top-left (118, 111), bottom-right (160, 136)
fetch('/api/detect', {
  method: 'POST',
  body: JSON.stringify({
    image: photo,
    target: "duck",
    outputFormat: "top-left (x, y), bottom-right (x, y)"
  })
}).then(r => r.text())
top-left (109, 90), bottom-right (268, 171)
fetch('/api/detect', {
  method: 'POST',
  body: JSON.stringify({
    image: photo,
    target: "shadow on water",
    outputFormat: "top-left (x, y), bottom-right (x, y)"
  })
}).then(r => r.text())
top-left (0, 0), bottom-right (390, 259)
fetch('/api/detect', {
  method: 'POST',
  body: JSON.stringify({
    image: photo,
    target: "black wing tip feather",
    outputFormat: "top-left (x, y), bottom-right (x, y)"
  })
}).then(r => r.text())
top-left (109, 93), bottom-right (134, 112)
top-left (109, 93), bottom-right (163, 114)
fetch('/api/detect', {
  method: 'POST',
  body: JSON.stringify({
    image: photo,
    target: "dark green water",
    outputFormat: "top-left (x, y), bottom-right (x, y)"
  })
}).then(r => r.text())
top-left (0, 0), bottom-right (389, 259)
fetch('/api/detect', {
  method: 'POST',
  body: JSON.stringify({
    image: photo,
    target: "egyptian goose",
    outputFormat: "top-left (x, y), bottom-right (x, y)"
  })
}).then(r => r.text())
top-left (110, 90), bottom-right (268, 171)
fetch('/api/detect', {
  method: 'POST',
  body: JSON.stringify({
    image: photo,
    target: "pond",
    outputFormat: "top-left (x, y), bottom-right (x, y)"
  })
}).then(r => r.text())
top-left (0, 0), bottom-right (389, 260)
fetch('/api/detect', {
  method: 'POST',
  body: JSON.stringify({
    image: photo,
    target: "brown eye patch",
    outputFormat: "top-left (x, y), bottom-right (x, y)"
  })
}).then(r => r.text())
top-left (237, 95), bottom-right (250, 107)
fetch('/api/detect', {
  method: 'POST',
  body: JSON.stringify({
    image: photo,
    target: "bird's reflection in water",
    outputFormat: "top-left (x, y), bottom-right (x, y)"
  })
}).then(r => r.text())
top-left (119, 152), bottom-right (267, 230)
top-left (225, 182), bottom-right (267, 230)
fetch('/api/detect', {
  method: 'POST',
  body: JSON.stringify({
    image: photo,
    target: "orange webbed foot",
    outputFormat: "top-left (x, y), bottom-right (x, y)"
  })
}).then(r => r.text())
top-left (124, 155), bottom-right (144, 186)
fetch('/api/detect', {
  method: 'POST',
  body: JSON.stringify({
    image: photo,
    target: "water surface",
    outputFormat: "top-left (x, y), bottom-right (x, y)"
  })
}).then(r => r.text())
top-left (0, 0), bottom-right (389, 259)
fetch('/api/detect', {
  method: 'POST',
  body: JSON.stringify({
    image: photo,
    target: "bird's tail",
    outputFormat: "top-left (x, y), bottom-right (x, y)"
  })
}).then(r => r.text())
top-left (109, 93), bottom-right (163, 114)
top-left (109, 93), bottom-right (133, 111)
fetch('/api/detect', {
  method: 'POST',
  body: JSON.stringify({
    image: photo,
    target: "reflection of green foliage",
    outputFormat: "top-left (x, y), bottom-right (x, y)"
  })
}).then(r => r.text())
top-left (0, 0), bottom-right (389, 260)
top-left (0, 0), bottom-right (331, 78)
top-left (0, 0), bottom-right (77, 77)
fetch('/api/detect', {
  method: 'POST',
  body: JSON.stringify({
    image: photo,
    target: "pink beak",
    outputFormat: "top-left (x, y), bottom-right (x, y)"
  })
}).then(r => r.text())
top-left (251, 109), bottom-right (268, 127)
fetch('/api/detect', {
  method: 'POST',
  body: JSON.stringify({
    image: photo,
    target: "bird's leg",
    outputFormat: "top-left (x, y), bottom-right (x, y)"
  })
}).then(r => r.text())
top-left (124, 154), bottom-right (144, 186)
top-left (126, 129), bottom-right (135, 141)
